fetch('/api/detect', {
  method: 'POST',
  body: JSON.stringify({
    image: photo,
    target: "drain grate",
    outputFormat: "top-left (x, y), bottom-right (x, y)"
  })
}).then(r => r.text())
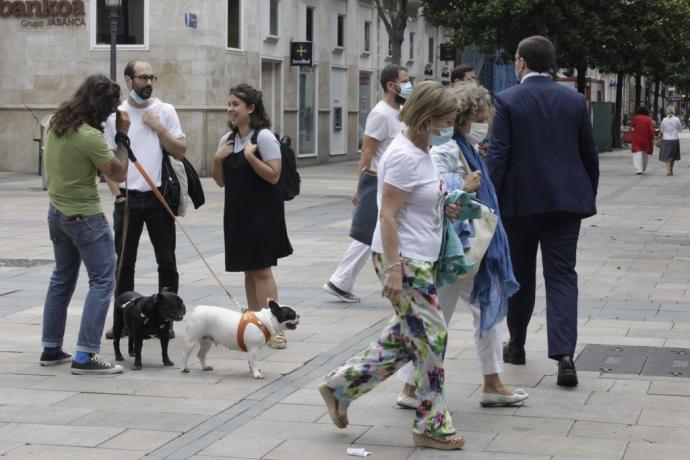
top-left (575, 345), bottom-right (649, 374)
top-left (577, 344), bottom-right (690, 378)
top-left (0, 258), bottom-right (53, 268)
top-left (641, 348), bottom-right (690, 378)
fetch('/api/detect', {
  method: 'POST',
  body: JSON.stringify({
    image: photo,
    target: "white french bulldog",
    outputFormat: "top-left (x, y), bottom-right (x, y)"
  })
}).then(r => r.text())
top-left (181, 299), bottom-right (299, 379)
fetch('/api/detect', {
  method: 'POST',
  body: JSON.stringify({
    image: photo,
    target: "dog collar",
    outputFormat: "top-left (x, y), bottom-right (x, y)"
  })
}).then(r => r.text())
top-left (122, 297), bottom-right (148, 323)
top-left (237, 310), bottom-right (271, 352)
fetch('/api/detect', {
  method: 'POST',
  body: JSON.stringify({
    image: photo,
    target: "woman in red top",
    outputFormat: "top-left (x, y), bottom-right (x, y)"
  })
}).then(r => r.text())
top-left (630, 105), bottom-right (655, 174)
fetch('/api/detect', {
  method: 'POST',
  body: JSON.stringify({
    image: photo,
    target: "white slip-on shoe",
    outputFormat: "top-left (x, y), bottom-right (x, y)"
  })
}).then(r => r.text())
top-left (480, 388), bottom-right (529, 407)
top-left (396, 393), bottom-right (420, 409)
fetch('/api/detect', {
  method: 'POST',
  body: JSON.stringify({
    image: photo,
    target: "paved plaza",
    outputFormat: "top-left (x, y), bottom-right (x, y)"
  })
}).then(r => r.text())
top-left (2, 135), bottom-right (690, 459)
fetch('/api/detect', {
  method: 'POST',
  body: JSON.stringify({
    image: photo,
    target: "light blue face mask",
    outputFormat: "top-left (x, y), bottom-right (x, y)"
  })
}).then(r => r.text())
top-left (129, 89), bottom-right (149, 104)
top-left (429, 126), bottom-right (454, 146)
top-left (399, 82), bottom-right (413, 99)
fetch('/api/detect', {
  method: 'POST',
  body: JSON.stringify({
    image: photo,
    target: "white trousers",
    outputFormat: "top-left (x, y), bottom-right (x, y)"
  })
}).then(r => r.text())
top-left (632, 151), bottom-right (649, 173)
top-left (397, 277), bottom-right (504, 384)
top-left (328, 240), bottom-right (371, 293)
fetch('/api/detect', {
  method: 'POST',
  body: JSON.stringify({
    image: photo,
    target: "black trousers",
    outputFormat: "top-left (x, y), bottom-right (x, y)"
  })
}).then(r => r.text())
top-left (502, 213), bottom-right (582, 360)
top-left (113, 189), bottom-right (178, 297)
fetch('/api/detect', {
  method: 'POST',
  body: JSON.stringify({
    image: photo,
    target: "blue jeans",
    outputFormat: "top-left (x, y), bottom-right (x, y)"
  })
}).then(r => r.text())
top-left (42, 204), bottom-right (116, 353)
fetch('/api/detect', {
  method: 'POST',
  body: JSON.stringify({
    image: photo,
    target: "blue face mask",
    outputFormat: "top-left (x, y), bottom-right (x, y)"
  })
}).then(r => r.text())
top-left (129, 89), bottom-right (149, 104)
top-left (399, 82), bottom-right (413, 99)
top-left (429, 126), bottom-right (454, 146)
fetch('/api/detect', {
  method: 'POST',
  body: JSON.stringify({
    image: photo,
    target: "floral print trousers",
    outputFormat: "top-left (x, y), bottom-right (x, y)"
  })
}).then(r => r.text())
top-left (322, 253), bottom-right (456, 438)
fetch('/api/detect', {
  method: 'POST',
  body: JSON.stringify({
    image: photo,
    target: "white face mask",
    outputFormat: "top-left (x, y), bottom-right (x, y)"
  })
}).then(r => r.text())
top-left (466, 122), bottom-right (489, 145)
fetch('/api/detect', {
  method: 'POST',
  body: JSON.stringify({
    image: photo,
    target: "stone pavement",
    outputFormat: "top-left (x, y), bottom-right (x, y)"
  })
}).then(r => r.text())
top-left (2, 134), bottom-right (690, 459)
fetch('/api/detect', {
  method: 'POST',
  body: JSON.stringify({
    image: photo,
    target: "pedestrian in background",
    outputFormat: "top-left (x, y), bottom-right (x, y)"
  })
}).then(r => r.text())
top-left (41, 74), bottom-right (129, 374)
top-left (213, 84), bottom-right (293, 349)
top-left (488, 35), bottom-right (599, 388)
top-left (319, 81), bottom-right (465, 450)
top-left (659, 105), bottom-right (683, 176)
top-left (630, 105), bottom-right (655, 175)
top-left (323, 64), bottom-right (409, 303)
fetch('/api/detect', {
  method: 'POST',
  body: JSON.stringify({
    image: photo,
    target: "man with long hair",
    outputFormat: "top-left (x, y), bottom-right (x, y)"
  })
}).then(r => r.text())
top-left (41, 74), bottom-right (130, 374)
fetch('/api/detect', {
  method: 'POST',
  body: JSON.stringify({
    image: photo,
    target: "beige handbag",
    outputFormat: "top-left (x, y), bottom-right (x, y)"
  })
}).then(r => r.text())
top-left (456, 149), bottom-right (498, 277)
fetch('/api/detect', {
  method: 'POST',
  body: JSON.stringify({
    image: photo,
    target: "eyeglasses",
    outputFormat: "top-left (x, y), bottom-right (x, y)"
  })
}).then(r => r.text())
top-left (133, 75), bottom-right (158, 82)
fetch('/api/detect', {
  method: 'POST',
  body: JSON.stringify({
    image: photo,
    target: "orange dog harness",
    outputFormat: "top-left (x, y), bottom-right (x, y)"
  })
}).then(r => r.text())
top-left (237, 310), bottom-right (271, 352)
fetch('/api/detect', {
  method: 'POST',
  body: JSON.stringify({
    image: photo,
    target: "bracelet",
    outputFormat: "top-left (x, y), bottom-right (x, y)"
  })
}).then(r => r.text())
top-left (384, 262), bottom-right (402, 274)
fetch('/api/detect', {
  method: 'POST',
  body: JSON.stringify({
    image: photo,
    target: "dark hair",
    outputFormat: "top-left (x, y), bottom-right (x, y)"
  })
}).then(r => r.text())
top-left (229, 83), bottom-right (271, 130)
top-left (517, 35), bottom-right (556, 73)
top-left (123, 60), bottom-right (143, 78)
top-left (636, 105), bottom-right (650, 116)
top-left (451, 64), bottom-right (474, 82)
top-left (49, 74), bottom-right (121, 137)
top-left (380, 64), bottom-right (407, 92)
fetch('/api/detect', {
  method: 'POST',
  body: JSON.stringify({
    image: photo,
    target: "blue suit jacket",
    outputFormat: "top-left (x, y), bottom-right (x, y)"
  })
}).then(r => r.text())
top-left (487, 76), bottom-right (599, 218)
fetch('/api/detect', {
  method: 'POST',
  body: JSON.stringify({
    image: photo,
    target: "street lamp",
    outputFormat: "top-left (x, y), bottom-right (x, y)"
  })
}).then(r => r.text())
top-left (105, 0), bottom-right (122, 81)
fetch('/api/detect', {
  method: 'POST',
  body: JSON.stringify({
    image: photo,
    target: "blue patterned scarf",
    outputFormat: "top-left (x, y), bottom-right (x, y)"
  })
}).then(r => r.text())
top-left (455, 134), bottom-right (520, 334)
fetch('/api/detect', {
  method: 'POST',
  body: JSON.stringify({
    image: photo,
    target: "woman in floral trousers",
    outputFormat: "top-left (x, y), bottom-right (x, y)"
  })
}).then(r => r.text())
top-left (319, 81), bottom-right (465, 450)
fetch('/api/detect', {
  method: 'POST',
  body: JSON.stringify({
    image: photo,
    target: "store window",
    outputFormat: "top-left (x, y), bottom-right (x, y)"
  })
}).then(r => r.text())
top-left (94, 0), bottom-right (146, 47)
top-left (428, 37), bottom-right (434, 64)
top-left (269, 0), bottom-right (279, 36)
top-left (299, 67), bottom-right (317, 157)
top-left (227, 0), bottom-right (241, 49)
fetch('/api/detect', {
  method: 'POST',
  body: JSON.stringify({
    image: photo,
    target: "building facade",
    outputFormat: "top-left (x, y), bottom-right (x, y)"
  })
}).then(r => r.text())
top-left (0, 0), bottom-right (451, 175)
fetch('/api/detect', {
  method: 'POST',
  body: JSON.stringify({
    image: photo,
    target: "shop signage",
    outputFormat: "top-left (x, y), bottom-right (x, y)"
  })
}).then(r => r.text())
top-left (290, 41), bottom-right (312, 67)
top-left (440, 43), bottom-right (455, 62)
top-left (1, 0), bottom-right (86, 27)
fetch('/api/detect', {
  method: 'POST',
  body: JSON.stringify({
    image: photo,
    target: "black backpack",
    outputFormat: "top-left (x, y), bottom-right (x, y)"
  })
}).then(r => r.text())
top-left (245, 129), bottom-right (301, 201)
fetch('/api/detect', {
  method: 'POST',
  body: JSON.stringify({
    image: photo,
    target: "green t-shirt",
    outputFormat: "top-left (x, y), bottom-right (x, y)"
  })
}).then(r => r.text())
top-left (44, 124), bottom-right (114, 216)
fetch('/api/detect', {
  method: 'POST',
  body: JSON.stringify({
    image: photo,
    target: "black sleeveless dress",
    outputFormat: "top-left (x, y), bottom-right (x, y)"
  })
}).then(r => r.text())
top-left (222, 131), bottom-right (293, 272)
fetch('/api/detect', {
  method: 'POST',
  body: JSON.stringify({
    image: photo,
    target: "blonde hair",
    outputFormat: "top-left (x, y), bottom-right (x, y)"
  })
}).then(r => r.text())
top-left (399, 81), bottom-right (457, 136)
top-left (450, 84), bottom-right (493, 131)
top-left (667, 105), bottom-right (676, 116)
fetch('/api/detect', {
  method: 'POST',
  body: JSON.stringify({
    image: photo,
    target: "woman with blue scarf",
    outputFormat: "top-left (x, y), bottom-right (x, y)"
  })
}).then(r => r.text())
top-left (396, 84), bottom-right (527, 408)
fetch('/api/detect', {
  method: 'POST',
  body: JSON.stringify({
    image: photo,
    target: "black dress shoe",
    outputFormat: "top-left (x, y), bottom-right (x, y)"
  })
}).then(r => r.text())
top-left (557, 356), bottom-right (578, 387)
top-left (503, 343), bottom-right (526, 365)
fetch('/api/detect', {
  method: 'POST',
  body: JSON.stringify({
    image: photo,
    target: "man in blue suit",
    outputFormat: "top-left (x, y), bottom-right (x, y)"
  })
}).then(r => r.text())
top-left (487, 36), bottom-right (599, 387)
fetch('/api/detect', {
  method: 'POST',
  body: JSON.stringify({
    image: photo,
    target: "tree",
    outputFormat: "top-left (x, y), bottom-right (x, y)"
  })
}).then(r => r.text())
top-left (374, 0), bottom-right (418, 65)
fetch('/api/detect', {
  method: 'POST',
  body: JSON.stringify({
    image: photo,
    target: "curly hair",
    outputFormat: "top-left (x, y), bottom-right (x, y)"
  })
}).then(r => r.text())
top-left (450, 84), bottom-right (493, 132)
top-left (49, 74), bottom-right (121, 137)
top-left (229, 83), bottom-right (271, 131)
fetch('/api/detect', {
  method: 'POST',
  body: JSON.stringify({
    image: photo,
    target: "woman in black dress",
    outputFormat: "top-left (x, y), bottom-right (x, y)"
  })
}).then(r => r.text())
top-left (212, 84), bottom-right (293, 348)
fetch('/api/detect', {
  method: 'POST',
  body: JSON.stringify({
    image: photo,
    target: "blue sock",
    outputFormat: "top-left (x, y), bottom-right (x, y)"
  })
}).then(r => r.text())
top-left (43, 346), bottom-right (60, 355)
top-left (73, 351), bottom-right (90, 364)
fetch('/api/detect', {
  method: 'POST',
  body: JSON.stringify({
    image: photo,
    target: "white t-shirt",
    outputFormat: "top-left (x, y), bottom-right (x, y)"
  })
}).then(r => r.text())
top-left (661, 116), bottom-right (682, 140)
top-left (364, 100), bottom-right (404, 172)
top-left (371, 133), bottom-right (447, 262)
top-left (217, 128), bottom-right (281, 161)
top-left (104, 98), bottom-right (185, 191)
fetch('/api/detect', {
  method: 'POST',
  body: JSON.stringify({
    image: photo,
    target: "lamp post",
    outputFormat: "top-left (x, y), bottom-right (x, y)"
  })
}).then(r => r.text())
top-left (105, 0), bottom-right (122, 81)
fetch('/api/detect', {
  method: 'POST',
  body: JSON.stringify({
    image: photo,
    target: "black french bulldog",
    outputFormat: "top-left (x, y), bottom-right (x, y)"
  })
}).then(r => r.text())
top-left (113, 288), bottom-right (186, 370)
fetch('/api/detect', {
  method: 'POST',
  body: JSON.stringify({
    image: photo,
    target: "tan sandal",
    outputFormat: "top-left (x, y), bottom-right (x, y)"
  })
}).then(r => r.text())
top-left (268, 335), bottom-right (287, 349)
top-left (318, 384), bottom-right (348, 429)
top-left (413, 432), bottom-right (465, 450)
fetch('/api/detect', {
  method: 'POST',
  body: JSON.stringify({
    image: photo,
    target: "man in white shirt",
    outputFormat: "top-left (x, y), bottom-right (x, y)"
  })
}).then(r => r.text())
top-left (323, 64), bottom-right (408, 302)
top-left (104, 60), bottom-right (188, 338)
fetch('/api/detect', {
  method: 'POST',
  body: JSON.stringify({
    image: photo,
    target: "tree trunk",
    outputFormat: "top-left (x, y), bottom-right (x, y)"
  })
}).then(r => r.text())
top-left (612, 72), bottom-right (624, 149)
top-left (635, 74), bottom-right (642, 108)
top-left (576, 65), bottom-right (587, 94)
top-left (390, 31), bottom-right (404, 65)
top-left (652, 77), bottom-right (660, 121)
top-left (374, 0), bottom-right (408, 65)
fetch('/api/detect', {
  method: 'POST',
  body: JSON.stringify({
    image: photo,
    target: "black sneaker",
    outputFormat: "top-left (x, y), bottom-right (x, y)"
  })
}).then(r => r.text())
top-left (322, 281), bottom-right (361, 303)
top-left (71, 354), bottom-right (124, 375)
top-left (40, 350), bottom-right (73, 366)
